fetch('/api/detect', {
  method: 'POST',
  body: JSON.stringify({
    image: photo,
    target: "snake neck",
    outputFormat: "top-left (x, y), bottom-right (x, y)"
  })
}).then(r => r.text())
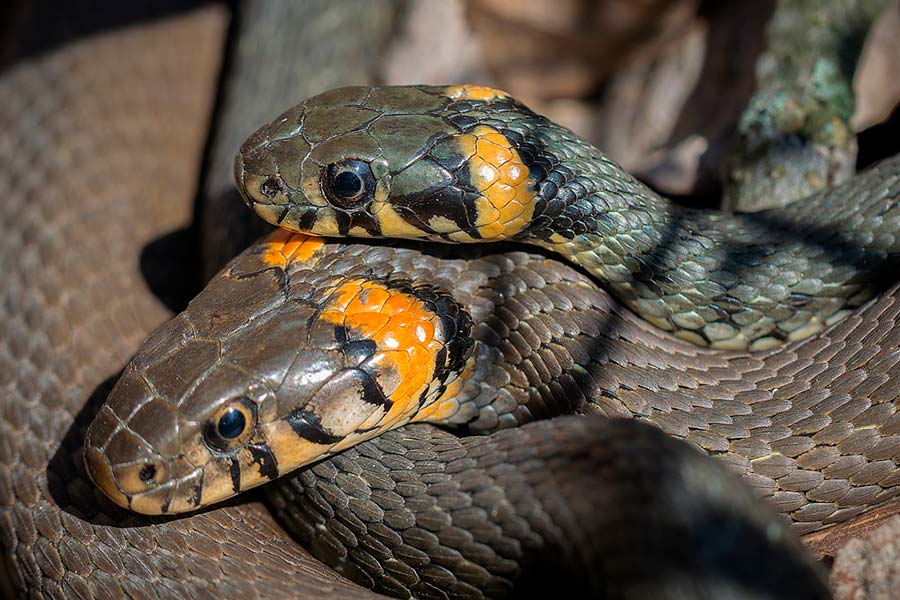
top-left (492, 109), bottom-right (900, 350)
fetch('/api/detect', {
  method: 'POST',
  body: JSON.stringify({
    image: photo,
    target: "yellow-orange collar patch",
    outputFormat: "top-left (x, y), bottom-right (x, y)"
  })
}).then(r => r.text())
top-left (262, 230), bottom-right (326, 268)
top-left (320, 279), bottom-right (447, 424)
top-left (446, 85), bottom-right (510, 102)
top-left (457, 125), bottom-right (537, 240)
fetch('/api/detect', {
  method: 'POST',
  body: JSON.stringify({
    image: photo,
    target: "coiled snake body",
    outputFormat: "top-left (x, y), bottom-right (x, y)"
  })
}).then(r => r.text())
top-left (81, 76), bottom-right (900, 597)
top-left (2, 6), bottom-right (898, 600)
top-left (228, 84), bottom-right (900, 531)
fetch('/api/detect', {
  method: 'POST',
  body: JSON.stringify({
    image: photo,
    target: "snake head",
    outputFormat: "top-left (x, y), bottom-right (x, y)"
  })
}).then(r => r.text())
top-left (235, 84), bottom-right (546, 244)
top-left (84, 232), bottom-right (473, 514)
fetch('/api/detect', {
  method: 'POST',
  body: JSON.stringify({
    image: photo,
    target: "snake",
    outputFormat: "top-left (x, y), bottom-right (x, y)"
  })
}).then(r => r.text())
top-left (233, 85), bottom-right (900, 352)
top-left (0, 4), bottom-right (892, 599)
top-left (76, 78), bottom-right (900, 596)
top-left (1, 4), bottom-right (397, 599)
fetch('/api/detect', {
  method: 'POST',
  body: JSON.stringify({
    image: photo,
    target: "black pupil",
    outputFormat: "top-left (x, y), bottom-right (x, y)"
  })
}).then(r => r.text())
top-left (333, 170), bottom-right (362, 198)
top-left (217, 408), bottom-right (246, 439)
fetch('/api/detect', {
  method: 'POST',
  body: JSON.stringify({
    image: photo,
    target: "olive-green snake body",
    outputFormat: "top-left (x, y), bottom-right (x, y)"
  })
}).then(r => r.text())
top-left (235, 85), bottom-right (900, 351)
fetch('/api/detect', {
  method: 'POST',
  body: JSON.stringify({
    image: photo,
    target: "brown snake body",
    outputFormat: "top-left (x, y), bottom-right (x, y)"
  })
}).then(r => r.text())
top-left (0, 3), bottom-right (897, 599)
top-left (0, 6), bottom-right (383, 599)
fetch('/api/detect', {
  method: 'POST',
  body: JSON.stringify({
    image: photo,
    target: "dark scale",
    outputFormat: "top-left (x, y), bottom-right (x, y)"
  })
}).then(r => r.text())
top-left (355, 368), bottom-right (391, 407)
top-left (344, 208), bottom-right (383, 237)
top-left (334, 324), bottom-right (378, 366)
top-left (228, 456), bottom-right (242, 494)
top-left (293, 207), bottom-right (320, 232)
top-left (187, 479), bottom-right (203, 508)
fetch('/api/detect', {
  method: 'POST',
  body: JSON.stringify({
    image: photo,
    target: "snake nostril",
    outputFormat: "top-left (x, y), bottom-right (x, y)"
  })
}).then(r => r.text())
top-left (260, 176), bottom-right (282, 199)
top-left (139, 463), bottom-right (157, 485)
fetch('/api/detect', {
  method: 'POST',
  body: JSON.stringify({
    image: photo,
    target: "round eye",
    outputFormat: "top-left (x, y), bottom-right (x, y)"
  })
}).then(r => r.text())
top-left (203, 397), bottom-right (256, 453)
top-left (323, 160), bottom-right (375, 208)
top-left (217, 407), bottom-right (246, 439)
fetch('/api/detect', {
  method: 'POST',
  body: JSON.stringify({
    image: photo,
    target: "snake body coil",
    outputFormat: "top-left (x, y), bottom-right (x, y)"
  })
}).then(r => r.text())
top-left (85, 220), bottom-right (900, 538)
top-left (85, 231), bottom-right (838, 597)
top-left (3, 8), bottom-right (894, 597)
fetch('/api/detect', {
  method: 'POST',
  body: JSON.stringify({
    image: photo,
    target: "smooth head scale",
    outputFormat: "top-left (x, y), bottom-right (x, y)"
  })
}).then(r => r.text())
top-left (84, 232), bottom-right (473, 514)
top-left (235, 84), bottom-right (551, 243)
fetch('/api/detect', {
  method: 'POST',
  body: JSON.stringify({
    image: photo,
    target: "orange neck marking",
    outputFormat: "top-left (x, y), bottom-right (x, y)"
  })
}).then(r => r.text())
top-left (411, 354), bottom-right (474, 424)
top-left (446, 85), bottom-right (510, 102)
top-left (456, 125), bottom-right (537, 240)
top-left (319, 279), bottom-right (448, 423)
top-left (262, 230), bottom-right (326, 268)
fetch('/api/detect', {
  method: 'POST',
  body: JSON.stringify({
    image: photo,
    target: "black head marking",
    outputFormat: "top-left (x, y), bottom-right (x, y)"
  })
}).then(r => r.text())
top-left (285, 408), bottom-right (344, 445)
top-left (247, 443), bottom-right (279, 480)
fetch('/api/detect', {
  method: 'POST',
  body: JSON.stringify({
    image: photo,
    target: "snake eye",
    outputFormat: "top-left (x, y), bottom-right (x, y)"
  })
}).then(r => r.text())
top-left (323, 160), bottom-right (375, 208)
top-left (203, 396), bottom-right (256, 453)
top-left (217, 408), bottom-right (246, 439)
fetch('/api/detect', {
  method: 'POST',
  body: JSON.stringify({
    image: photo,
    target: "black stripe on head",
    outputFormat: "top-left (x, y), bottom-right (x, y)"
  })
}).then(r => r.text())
top-left (333, 326), bottom-right (392, 409)
top-left (393, 150), bottom-right (481, 239)
top-left (334, 323), bottom-right (348, 346)
top-left (322, 365), bottom-right (393, 410)
top-left (334, 324), bottom-right (378, 365)
top-left (355, 367), bottom-right (391, 409)
top-left (285, 408), bottom-right (344, 445)
top-left (247, 443), bottom-right (279, 480)
top-left (393, 202), bottom-right (440, 236)
top-left (296, 206), bottom-right (319, 231)
top-left (228, 456), bottom-right (241, 494)
top-left (321, 192), bottom-right (384, 236)
top-left (348, 209), bottom-right (383, 236)
top-left (334, 209), bottom-right (353, 235)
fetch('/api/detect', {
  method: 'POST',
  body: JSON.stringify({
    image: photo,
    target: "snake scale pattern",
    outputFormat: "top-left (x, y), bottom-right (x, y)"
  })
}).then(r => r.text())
top-left (2, 3), bottom-right (899, 599)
